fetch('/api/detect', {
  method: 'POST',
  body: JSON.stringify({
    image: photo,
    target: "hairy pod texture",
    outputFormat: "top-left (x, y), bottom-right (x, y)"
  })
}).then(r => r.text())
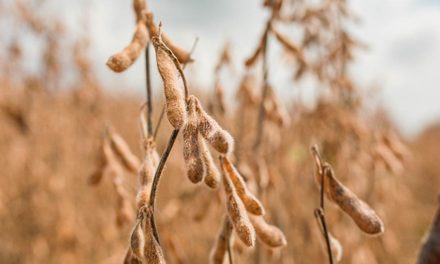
top-left (209, 216), bottom-right (233, 264)
top-left (249, 214), bottom-right (287, 248)
top-left (133, 0), bottom-right (147, 23)
top-left (323, 165), bottom-right (384, 235)
top-left (221, 157), bottom-right (265, 215)
top-left (182, 96), bottom-right (204, 183)
top-left (154, 38), bottom-right (187, 129)
top-left (194, 97), bottom-right (234, 155)
top-left (106, 22), bottom-right (148, 72)
top-left (145, 12), bottom-right (193, 64)
top-left (222, 159), bottom-right (256, 247)
top-left (200, 139), bottom-right (221, 189)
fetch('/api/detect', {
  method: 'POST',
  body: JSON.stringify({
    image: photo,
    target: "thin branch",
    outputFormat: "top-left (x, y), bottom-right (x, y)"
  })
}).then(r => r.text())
top-left (148, 129), bottom-right (180, 244)
top-left (253, 21), bottom-right (271, 152)
top-left (153, 104), bottom-right (166, 139)
top-left (314, 208), bottom-right (334, 264)
top-left (145, 43), bottom-right (153, 136)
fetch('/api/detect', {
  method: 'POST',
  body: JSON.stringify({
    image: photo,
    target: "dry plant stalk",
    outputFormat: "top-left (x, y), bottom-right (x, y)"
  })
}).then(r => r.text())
top-left (209, 216), bottom-right (233, 264)
top-left (221, 156), bottom-right (265, 216)
top-left (195, 97), bottom-right (234, 155)
top-left (152, 30), bottom-right (188, 129)
top-left (249, 214), bottom-right (287, 248)
top-left (145, 12), bottom-right (193, 64)
top-left (183, 95), bottom-right (204, 183)
top-left (200, 139), bottom-right (221, 189)
top-left (106, 21), bottom-right (148, 72)
top-left (222, 156), bottom-right (256, 247)
top-left (322, 164), bottom-right (384, 235)
top-left (245, 26), bottom-right (268, 67)
top-left (314, 211), bottom-right (343, 263)
top-left (416, 197), bottom-right (440, 264)
top-left (110, 132), bottom-right (141, 174)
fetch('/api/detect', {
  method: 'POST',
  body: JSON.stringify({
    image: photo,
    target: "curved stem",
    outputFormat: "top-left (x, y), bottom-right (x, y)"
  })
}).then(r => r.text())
top-left (148, 129), bottom-right (180, 243)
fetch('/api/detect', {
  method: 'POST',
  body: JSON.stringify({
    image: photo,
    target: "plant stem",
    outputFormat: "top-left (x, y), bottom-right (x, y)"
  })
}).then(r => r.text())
top-left (148, 128), bottom-right (180, 244)
top-left (253, 22), bottom-right (271, 152)
top-left (145, 43), bottom-right (153, 136)
top-left (153, 104), bottom-right (166, 139)
top-left (314, 208), bottom-right (334, 264)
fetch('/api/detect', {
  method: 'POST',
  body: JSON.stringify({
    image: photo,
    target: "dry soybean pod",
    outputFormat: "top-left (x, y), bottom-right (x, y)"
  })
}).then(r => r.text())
top-left (249, 214), bottom-right (287, 248)
top-left (141, 207), bottom-right (166, 264)
top-left (130, 220), bottom-right (145, 260)
top-left (200, 138), bottom-right (221, 189)
top-left (221, 156), bottom-right (256, 247)
top-left (123, 247), bottom-right (143, 264)
top-left (109, 132), bottom-right (141, 174)
top-left (182, 95), bottom-right (204, 183)
top-left (152, 32), bottom-right (187, 129)
top-left (209, 215), bottom-right (233, 264)
top-left (145, 12), bottom-right (193, 64)
top-left (194, 97), bottom-right (234, 155)
top-left (107, 21), bottom-right (148, 73)
top-left (221, 157), bottom-right (265, 215)
top-left (323, 164), bottom-right (384, 235)
top-left (133, 0), bottom-right (147, 23)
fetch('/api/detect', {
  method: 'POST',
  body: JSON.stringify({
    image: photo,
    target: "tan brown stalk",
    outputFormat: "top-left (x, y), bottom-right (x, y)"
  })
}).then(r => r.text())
top-left (323, 164), bottom-right (385, 235)
top-left (194, 97), bottom-right (234, 155)
top-left (182, 95), bottom-right (204, 183)
top-left (152, 30), bottom-right (188, 129)
top-left (221, 156), bottom-right (256, 247)
top-left (109, 131), bottom-right (141, 174)
top-left (145, 12), bottom-right (193, 64)
top-left (245, 26), bottom-right (269, 67)
top-left (200, 139), bottom-right (221, 189)
top-left (249, 214), bottom-right (287, 248)
top-left (106, 21), bottom-right (148, 72)
top-left (209, 216), bottom-right (233, 264)
top-left (221, 156), bottom-right (265, 215)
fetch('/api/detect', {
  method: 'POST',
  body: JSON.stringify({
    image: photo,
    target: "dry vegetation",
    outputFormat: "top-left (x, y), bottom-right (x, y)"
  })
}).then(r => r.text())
top-left (0, 0), bottom-right (440, 263)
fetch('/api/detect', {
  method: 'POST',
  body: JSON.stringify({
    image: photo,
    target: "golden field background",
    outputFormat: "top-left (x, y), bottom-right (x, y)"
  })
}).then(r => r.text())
top-left (1, 0), bottom-right (440, 263)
